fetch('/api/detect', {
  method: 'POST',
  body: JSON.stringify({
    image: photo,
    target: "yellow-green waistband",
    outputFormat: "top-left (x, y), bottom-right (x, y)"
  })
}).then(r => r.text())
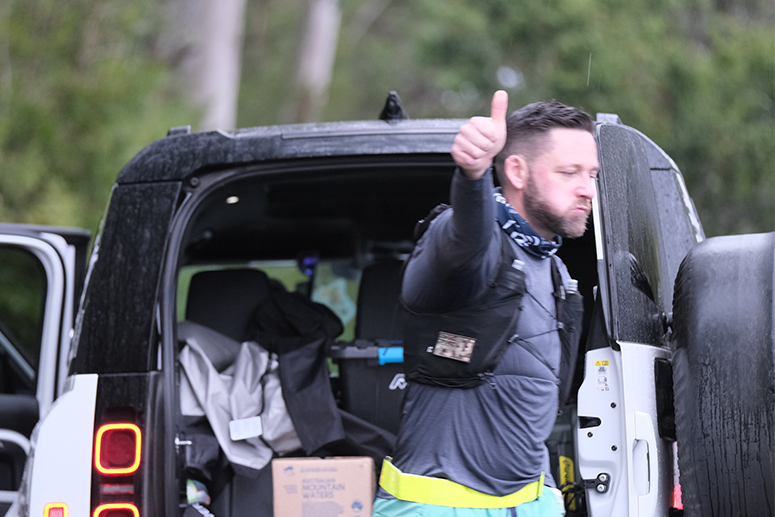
top-left (379, 458), bottom-right (544, 509)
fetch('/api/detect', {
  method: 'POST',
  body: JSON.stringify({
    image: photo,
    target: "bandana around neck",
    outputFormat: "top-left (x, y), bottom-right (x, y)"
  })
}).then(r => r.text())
top-left (494, 188), bottom-right (562, 259)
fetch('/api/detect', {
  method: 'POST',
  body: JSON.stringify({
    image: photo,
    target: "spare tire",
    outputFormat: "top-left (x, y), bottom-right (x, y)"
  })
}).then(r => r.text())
top-left (672, 232), bottom-right (774, 517)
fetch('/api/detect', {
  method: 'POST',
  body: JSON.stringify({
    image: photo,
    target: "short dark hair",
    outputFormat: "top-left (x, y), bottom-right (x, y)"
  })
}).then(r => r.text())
top-left (494, 100), bottom-right (594, 183)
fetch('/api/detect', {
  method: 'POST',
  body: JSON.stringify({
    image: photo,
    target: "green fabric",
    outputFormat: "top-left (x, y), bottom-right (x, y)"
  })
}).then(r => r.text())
top-left (372, 489), bottom-right (564, 517)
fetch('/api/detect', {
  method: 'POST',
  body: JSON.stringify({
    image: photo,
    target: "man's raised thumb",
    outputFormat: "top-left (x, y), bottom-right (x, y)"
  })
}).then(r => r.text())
top-left (490, 90), bottom-right (508, 126)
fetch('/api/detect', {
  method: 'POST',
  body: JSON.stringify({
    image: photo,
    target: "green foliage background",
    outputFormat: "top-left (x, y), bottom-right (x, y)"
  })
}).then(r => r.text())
top-left (2, 0), bottom-right (774, 237)
top-left (0, 0), bottom-right (195, 230)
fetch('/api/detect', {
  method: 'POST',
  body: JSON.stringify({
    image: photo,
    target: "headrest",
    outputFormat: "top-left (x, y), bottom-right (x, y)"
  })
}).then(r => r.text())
top-left (185, 268), bottom-right (271, 342)
top-left (355, 260), bottom-right (403, 340)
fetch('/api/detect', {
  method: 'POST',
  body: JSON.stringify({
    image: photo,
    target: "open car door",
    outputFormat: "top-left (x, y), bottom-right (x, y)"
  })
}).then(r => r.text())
top-left (576, 118), bottom-right (702, 517)
top-left (0, 224), bottom-right (89, 515)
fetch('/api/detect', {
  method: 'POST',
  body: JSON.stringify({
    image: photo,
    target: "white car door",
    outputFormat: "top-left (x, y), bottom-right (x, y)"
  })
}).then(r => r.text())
top-left (0, 224), bottom-right (89, 515)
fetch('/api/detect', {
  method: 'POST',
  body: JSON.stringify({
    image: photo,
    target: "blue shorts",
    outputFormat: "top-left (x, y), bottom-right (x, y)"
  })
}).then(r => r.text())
top-left (372, 488), bottom-right (565, 517)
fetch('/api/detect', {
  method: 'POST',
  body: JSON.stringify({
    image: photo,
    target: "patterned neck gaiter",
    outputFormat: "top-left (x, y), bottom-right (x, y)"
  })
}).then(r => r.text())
top-left (494, 188), bottom-right (561, 259)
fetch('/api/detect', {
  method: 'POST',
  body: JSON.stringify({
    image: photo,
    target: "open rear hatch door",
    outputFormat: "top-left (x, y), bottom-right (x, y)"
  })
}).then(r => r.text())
top-left (576, 119), bottom-right (701, 517)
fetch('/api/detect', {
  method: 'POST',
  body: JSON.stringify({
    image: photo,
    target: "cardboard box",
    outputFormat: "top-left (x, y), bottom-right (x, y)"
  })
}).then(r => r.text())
top-left (272, 456), bottom-right (375, 517)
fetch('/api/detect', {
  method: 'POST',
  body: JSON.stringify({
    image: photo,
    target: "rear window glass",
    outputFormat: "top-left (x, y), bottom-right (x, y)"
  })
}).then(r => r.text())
top-left (178, 259), bottom-right (361, 342)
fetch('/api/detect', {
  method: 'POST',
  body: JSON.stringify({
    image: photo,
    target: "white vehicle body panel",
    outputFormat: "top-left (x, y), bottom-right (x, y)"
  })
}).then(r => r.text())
top-left (578, 343), bottom-right (672, 517)
top-left (577, 346), bottom-right (628, 516)
top-left (13, 374), bottom-right (98, 517)
top-left (618, 342), bottom-right (672, 517)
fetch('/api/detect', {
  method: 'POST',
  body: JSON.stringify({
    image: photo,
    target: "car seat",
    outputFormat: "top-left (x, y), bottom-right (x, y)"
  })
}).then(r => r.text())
top-left (185, 268), bottom-right (272, 342)
top-left (182, 268), bottom-right (276, 516)
top-left (354, 260), bottom-right (404, 342)
top-left (337, 260), bottom-right (406, 435)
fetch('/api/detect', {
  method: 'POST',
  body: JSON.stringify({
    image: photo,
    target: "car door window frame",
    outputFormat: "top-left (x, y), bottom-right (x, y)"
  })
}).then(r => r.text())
top-left (0, 235), bottom-right (67, 416)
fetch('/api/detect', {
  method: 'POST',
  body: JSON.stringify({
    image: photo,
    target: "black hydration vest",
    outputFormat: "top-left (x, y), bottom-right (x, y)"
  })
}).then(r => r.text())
top-left (402, 206), bottom-right (583, 399)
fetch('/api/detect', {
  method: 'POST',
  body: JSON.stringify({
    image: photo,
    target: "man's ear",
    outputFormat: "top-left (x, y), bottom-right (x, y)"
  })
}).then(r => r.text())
top-left (503, 154), bottom-right (528, 191)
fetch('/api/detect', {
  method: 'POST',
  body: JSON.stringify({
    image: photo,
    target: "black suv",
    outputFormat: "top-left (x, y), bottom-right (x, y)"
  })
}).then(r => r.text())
top-left (3, 99), bottom-right (773, 517)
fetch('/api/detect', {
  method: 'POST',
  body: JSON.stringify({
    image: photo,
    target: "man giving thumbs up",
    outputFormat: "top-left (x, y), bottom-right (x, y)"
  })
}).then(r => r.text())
top-left (373, 92), bottom-right (598, 517)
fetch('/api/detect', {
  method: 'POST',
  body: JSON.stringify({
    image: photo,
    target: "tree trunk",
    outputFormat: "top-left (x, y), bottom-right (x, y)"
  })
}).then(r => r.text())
top-left (163, 0), bottom-right (247, 131)
top-left (289, 0), bottom-right (341, 123)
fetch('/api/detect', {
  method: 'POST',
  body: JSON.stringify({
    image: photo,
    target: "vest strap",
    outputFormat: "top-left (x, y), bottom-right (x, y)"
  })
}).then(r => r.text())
top-left (379, 458), bottom-right (544, 509)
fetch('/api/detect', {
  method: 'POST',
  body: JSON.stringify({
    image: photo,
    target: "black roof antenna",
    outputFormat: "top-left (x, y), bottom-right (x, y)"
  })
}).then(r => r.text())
top-left (379, 91), bottom-right (408, 123)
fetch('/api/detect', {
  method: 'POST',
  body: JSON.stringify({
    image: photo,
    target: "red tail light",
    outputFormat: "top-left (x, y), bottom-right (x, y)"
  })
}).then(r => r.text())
top-left (673, 483), bottom-right (684, 510)
top-left (94, 423), bottom-right (142, 475)
top-left (44, 503), bottom-right (68, 517)
top-left (92, 503), bottom-right (140, 517)
top-left (672, 442), bottom-right (683, 510)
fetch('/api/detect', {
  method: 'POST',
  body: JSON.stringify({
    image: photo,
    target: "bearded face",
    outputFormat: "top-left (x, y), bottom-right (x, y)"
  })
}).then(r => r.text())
top-left (523, 169), bottom-right (592, 239)
top-left (514, 128), bottom-right (598, 240)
